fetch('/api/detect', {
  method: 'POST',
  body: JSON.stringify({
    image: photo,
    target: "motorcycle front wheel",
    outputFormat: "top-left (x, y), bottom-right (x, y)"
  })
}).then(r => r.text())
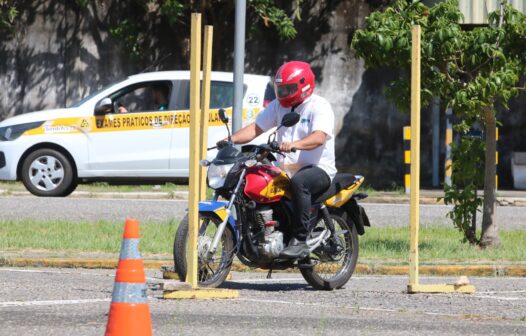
top-left (300, 212), bottom-right (359, 290)
top-left (173, 213), bottom-right (235, 288)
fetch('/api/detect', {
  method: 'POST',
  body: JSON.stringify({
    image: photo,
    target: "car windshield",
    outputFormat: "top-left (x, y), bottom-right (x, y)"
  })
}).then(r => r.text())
top-left (68, 81), bottom-right (123, 108)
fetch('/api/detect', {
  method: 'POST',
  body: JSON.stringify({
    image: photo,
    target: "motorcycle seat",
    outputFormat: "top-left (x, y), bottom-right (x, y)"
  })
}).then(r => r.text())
top-left (313, 173), bottom-right (361, 204)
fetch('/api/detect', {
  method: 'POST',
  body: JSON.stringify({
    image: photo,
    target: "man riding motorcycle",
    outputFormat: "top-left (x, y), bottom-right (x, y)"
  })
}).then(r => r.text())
top-left (218, 61), bottom-right (336, 258)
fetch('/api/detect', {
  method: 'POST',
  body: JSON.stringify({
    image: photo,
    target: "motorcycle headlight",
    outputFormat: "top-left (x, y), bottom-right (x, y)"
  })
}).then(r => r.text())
top-left (0, 121), bottom-right (45, 141)
top-left (208, 163), bottom-right (235, 189)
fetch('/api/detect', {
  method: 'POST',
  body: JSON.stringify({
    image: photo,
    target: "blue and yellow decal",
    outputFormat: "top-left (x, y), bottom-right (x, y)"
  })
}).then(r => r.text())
top-left (198, 200), bottom-right (239, 243)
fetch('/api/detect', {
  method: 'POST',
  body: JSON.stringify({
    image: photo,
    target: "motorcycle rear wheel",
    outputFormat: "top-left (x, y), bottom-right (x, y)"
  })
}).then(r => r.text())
top-left (173, 213), bottom-right (235, 288)
top-left (300, 212), bottom-right (359, 290)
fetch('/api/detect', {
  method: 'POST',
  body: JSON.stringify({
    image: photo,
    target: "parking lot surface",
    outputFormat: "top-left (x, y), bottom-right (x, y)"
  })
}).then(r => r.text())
top-left (2, 196), bottom-right (526, 229)
top-left (0, 268), bottom-right (525, 335)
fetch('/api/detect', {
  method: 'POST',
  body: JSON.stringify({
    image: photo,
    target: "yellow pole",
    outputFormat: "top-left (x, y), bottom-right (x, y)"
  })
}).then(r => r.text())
top-left (409, 25), bottom-right (421, 288)
top-left (186, 13), bottom-right (202, 289)
top-left (405, 25), bottom-right (474, 294)
top-left (199, 26), bottom-right (213, 202)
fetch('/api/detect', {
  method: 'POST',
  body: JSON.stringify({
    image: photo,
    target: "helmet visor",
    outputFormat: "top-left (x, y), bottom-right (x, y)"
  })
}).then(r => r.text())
top-left (275, 83), bottom-right (298, 99)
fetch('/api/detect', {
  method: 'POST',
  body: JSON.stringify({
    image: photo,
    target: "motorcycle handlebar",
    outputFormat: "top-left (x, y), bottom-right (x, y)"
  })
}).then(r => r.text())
top-left (270, 141), bottom-right (297, 153)
top-left (208, 143), bottom-right (296, 153)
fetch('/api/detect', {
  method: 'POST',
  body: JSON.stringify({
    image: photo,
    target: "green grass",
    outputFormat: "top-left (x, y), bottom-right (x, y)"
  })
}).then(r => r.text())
top-left (360, 183), bottom-right (405, 196)
top-left (361, 226), bottom-right (526, 263)
top-left (0, 181), bottom-right (187, 193)
top-left (1, 219), bottom-right (525, 263)
top-left (0, 219), bottom-right (179, 255)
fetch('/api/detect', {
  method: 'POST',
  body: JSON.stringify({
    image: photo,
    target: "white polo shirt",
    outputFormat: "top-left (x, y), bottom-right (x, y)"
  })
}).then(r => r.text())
top-left (256, 94), bottom-right (337, 180)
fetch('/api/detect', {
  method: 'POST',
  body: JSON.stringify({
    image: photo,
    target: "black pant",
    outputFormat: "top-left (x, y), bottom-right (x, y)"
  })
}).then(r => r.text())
top-left (289, 165), bottom-right (331, 241)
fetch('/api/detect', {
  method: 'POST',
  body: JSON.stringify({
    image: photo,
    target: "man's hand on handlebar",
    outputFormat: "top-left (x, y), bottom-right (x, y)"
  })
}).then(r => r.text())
top-left (279, 142), bottom-right (297, 153)
top-left (216, 139), bottom-right (229, 149)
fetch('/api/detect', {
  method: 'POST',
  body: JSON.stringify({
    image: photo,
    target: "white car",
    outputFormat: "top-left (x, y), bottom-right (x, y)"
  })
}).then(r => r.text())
top-left (0, 71), bottom-right (271, 196)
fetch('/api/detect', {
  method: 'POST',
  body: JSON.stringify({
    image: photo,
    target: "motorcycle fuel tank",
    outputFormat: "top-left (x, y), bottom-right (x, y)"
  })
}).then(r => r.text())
top-left (244, 165), bottom-right (291, 203)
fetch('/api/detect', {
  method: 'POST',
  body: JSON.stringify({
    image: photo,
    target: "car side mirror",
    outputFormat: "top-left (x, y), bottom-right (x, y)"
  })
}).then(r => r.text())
top-left (281, 112), bottom-right (300, 128)
top-left (218, 108), bottom-right (229, 124)
top-left (94, 98), bottom-right (113, 115)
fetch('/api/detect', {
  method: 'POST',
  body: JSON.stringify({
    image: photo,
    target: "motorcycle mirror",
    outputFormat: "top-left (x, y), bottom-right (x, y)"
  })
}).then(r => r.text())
top-left (218, 108), bottom-right (229, 124)
top-left (94, 97), bottom-right (113, 115)
top-left (280, 112), bottom-right (300, 128)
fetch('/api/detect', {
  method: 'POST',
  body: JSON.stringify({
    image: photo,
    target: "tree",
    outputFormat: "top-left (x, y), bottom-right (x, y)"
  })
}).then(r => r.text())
top-left (351, 0), bottom-right (526, 247)
top-left (0, 0), bottom-right (17, 31)
top-left (103, 0), bottom-right (303, 62)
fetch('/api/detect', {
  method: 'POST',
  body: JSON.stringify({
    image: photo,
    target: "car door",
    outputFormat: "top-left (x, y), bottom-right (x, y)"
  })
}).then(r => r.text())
top-left (87, 80), bottom-right (175, 177)
top-left (168, 80), bottom-right (237, 176)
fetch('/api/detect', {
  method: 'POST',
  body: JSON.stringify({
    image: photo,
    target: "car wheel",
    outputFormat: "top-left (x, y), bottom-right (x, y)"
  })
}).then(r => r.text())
top-left (20, 148), bottom-right (77, 197)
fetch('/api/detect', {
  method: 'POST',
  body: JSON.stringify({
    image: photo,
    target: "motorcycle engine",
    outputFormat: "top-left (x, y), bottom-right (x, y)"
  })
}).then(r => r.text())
top-left (254, 207), bottom-right (284, 259)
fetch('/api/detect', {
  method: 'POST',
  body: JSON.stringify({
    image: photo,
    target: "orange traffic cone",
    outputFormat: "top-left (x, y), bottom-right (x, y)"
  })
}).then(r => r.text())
top-left (105, 218), bottom-right (152, 336)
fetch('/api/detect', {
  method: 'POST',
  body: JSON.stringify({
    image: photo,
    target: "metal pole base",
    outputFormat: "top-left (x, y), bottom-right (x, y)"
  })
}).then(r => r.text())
top-left (407, 283), bottom-right (475, 294)
top-left (163, 285), bottom-right (240, 300)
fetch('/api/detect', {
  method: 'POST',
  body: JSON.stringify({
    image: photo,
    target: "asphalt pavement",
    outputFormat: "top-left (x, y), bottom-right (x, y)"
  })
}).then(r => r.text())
top-left (1, 196), bottom-right (525, 229)
top-left (0, 268), bottom-right (525, 335)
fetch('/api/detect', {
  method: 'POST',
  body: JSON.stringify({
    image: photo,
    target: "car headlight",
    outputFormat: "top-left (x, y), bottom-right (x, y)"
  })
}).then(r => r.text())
top-left (0, 121), bottom-right (45, 141)
top-left (208, 163), bottom-right (235, 189)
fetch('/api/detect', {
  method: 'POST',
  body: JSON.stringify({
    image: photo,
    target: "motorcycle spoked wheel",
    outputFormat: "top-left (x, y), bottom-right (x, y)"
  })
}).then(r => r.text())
top-left (173, 213), bottom-right (235, 288)
top-left (300, 213), bottom-right (359, 290)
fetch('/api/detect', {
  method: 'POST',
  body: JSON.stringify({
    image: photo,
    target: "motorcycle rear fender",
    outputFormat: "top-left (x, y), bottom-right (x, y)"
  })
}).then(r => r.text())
top-left (341, 198), bottom-right (371, 236)
top-left (198, 201), bottom-right (240, 244)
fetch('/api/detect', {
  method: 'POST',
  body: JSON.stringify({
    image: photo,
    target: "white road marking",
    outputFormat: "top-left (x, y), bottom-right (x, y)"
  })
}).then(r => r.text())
top-left (0, 298), bottom-right (110, 308)
top-left (479, 290), bottom-right (526, 294)
top-left (472, 295), bottom-right (526, 301)
top-left (0, 268), bottom-right (161, 282)
top-left (363, 203), bottom-right (451, 208)
top-left (0, 268), bottom-right (112, 277)
top-left (87, 198), bottom-right (187, 203)
top-left (0, 268), bottom-right (177, 283)
top-left (1, 195), bottom-right (188, 203)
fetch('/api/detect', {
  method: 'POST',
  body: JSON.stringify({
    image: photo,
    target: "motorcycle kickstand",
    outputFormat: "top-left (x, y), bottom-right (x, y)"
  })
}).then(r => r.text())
top-left (266, 268), bottom-right (273, 279)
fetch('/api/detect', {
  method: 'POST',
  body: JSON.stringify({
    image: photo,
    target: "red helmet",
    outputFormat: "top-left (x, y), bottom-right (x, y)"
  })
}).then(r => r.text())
top-left (274, 61), bottom-right (315, 108)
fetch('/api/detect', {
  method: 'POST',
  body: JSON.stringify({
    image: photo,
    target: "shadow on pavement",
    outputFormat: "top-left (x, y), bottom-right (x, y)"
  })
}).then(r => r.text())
top-left (221, 281), bottom-right (311, 292)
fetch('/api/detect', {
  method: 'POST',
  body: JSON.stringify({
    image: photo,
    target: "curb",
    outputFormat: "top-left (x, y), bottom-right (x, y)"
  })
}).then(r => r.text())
top-left (2, 188), bottom-right (525, 206)
top-left (1, 257), bottom-right (525, 277)
top-left (0, 189), bottom-right (189, 200)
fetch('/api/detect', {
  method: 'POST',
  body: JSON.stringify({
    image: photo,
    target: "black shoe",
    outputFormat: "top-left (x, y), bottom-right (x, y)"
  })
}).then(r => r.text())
top-left (279, 238), bottom-right (310, 259)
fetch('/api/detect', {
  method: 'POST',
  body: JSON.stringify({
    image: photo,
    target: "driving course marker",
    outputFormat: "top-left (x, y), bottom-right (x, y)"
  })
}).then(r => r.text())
top-left (406, 25), bottom-right (474, 294)
top-left (163, 13), bottom-right (239, 299)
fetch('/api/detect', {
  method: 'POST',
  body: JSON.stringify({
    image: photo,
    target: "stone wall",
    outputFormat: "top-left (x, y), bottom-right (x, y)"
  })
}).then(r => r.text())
top-left (0, 0), bottom-right (524, 188)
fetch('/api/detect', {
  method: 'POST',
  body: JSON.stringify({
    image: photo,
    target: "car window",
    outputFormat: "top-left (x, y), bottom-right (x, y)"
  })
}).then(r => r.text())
top-left (108, 81), bottom-right (172, 113)
top-left (210, 81), bottom-right (235, 109)
top-left (263, 81), bottom-right (276, 107)
top-left (171, 80), bottom-right (247, 110)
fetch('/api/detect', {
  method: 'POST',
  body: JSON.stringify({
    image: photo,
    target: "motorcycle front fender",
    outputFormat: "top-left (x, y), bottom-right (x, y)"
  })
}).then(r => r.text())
top-left (198, 200), bottom-right (240, 245)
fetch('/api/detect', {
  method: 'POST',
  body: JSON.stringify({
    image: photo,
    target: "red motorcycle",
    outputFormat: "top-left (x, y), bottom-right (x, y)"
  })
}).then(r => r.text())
top-left (173, 109), bottom-right (370, 290)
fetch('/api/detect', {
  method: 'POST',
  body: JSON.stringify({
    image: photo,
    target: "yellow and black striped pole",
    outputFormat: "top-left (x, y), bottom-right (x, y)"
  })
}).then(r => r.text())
top-left (444, 107), bottom-right (453, 187)
top-left (403, 126), bottom-right (411, 194)
top-left (496, 127), bottom-right (499, 191)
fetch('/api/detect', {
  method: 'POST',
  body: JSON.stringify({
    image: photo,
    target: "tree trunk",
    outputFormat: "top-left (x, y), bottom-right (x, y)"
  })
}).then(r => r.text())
top-left (466, 206), bottom-right (478, 245)
top-left (479, 107), bottom-right (500, 248)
